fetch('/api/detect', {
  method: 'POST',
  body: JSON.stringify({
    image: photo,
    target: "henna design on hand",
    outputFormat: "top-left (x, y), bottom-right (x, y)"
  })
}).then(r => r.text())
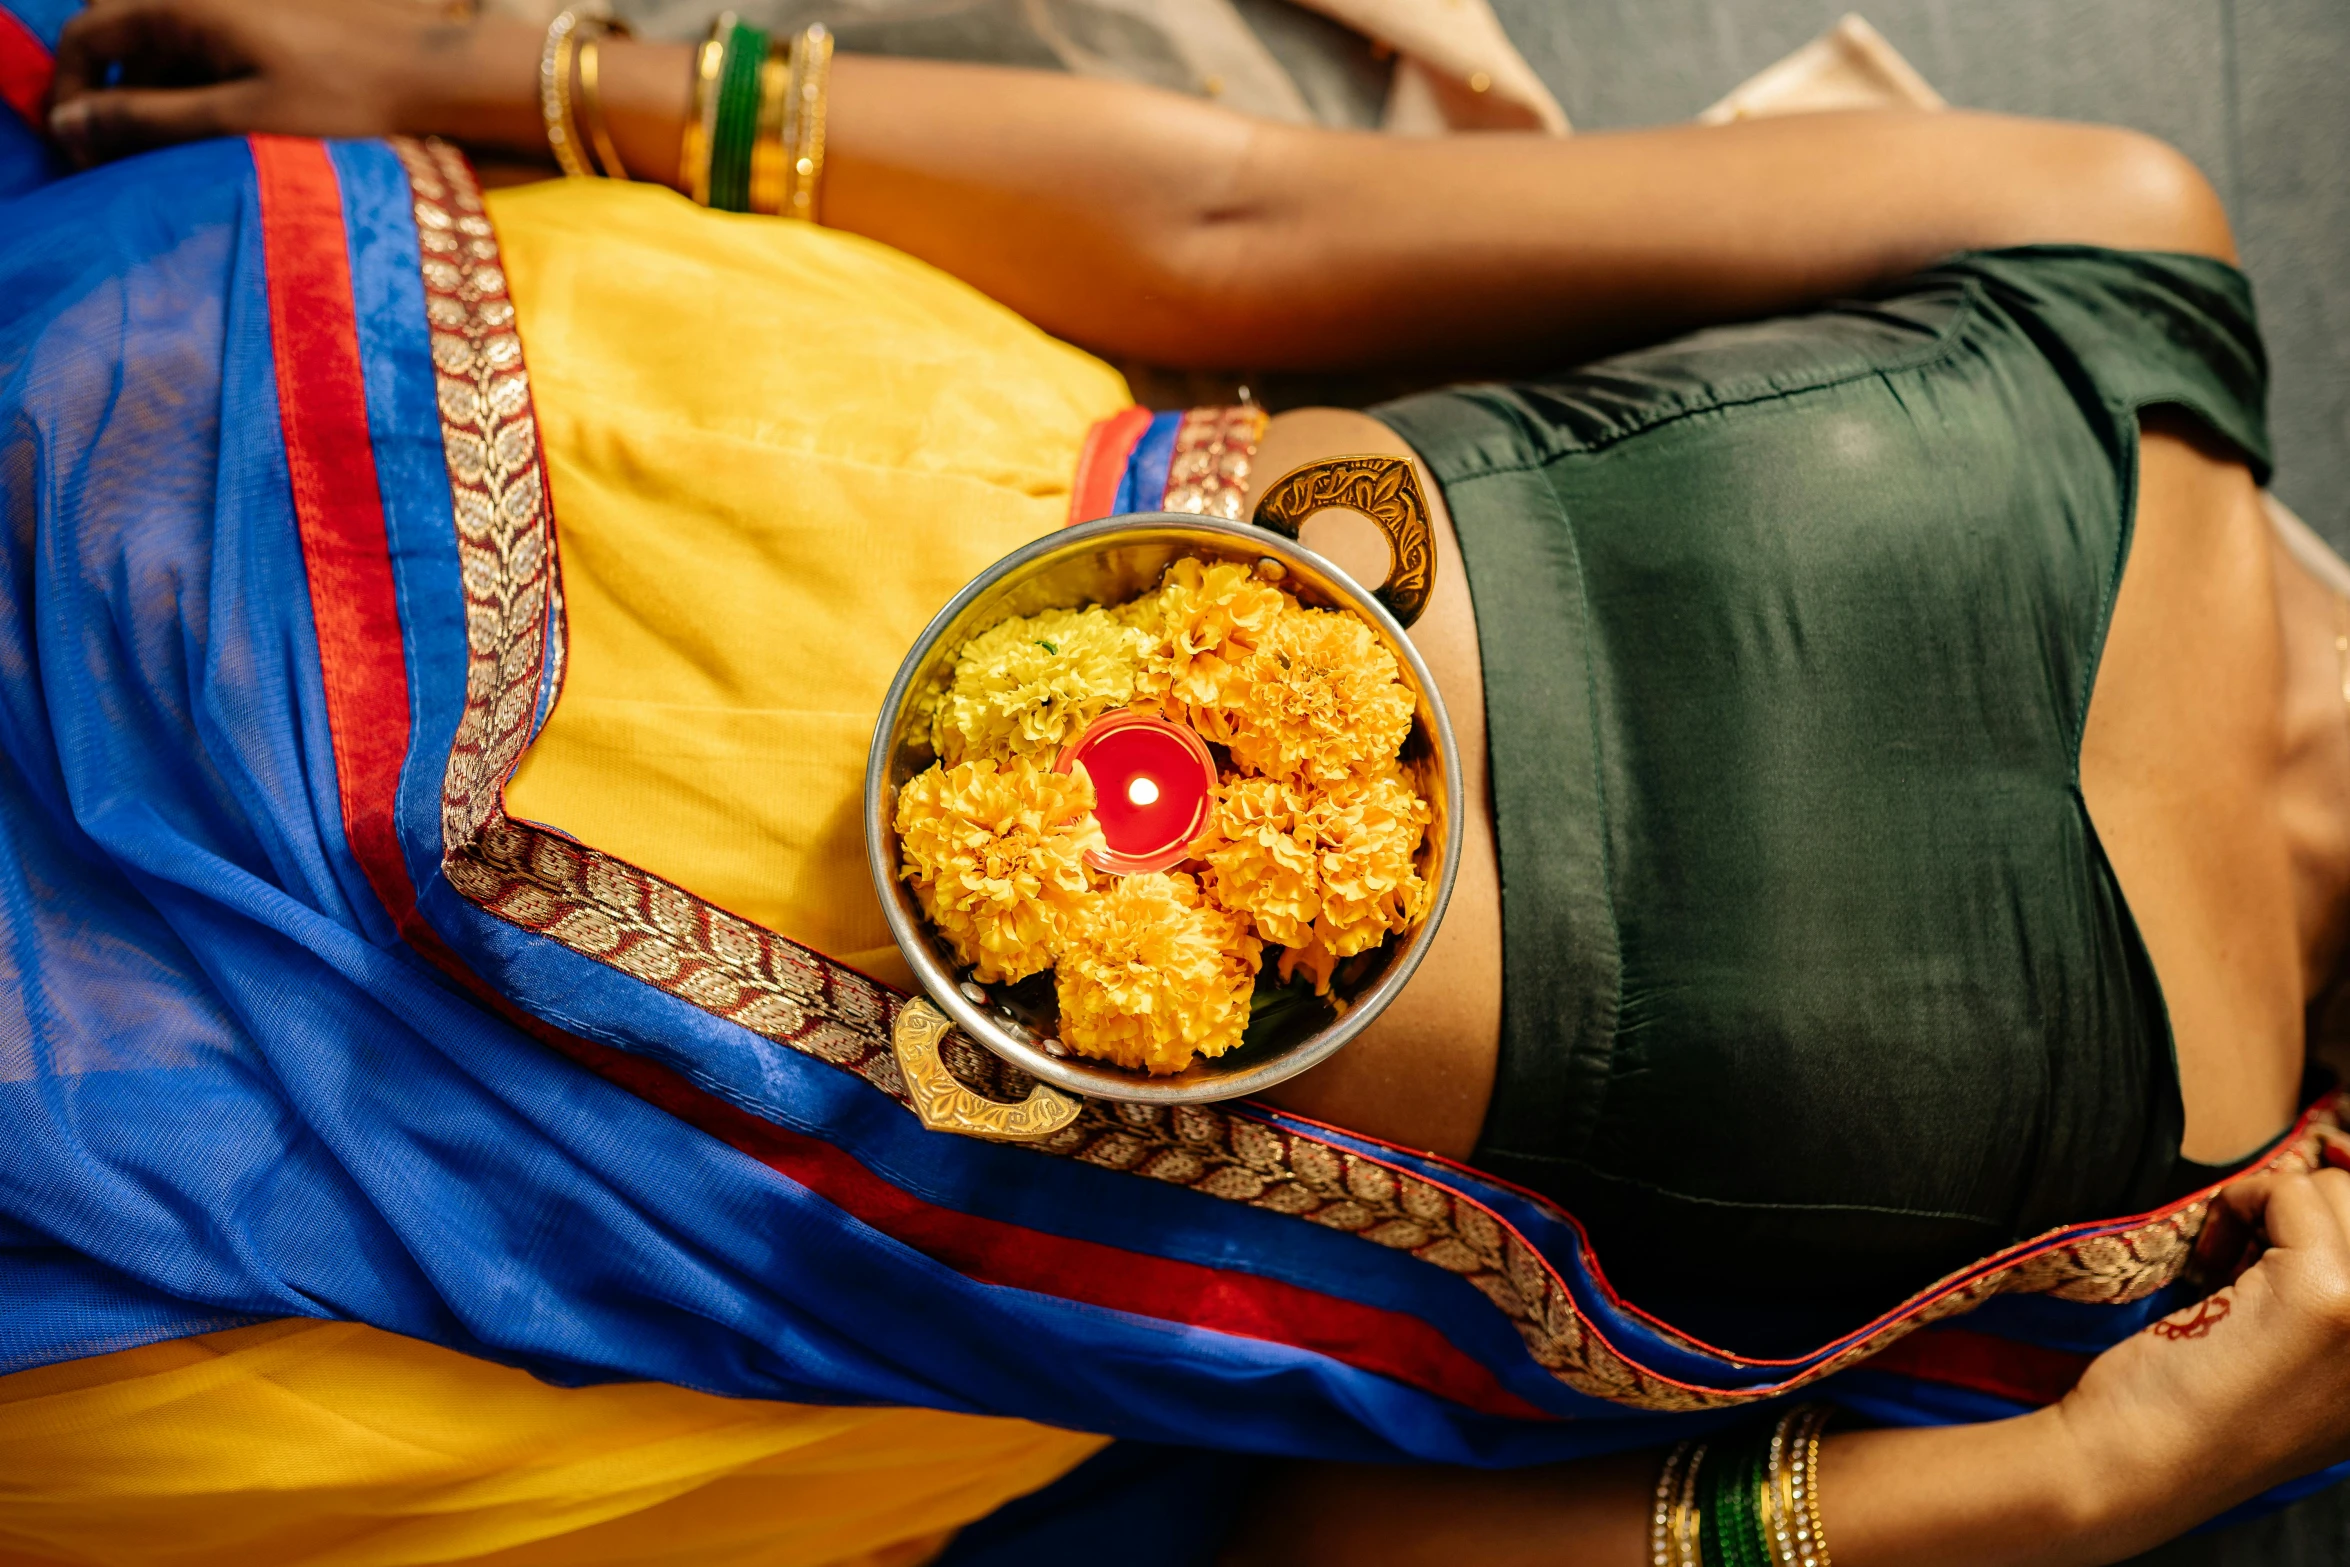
top-left (2151, 1294), bottom-right (2232, 1341)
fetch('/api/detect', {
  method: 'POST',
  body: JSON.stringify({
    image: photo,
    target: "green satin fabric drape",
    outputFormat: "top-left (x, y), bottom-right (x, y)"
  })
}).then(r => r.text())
top-left (1381, 247), bottom-right (2271, 1341)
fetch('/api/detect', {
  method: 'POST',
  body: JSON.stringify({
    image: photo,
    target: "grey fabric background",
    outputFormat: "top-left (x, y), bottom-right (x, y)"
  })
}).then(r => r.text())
top-left (1490, 0), bottom-right (2350, 548)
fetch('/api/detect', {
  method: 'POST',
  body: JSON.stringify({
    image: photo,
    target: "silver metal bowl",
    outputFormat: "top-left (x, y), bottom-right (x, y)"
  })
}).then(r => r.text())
top-left (864, 506), bottom-right (1463, 1105)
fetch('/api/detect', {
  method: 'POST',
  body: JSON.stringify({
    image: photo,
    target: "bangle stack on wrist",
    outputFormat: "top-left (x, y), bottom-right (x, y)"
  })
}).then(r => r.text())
top-left (1649, 1407), bottom-right (1834, 1567)
top-left (539, 2), bottom-right (634, 180)
top-left (680, 16), bottom-right (832, 218)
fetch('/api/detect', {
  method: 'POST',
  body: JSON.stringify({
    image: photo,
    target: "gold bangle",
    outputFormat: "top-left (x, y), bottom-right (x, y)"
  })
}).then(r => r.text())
top-left (1796, 1407), bottom-right (1834, 1567)
top-left (576, 27), bottom-right (633, 180)
top-left (539, 7), bottom-right (592, 178)
top-left (680, 22), bottom-right (729, 203)
top-left (1762, 1407), bottom-right (1804, 1566)
top-left (1672, 1440), bottom-right (1707, 1567)
top-left (779, 22), bottom-right (832, 222)
top-left (746, 41), bottom-right (790, 215)
top-left (1650, 1441), bottom-right (1693, 1567)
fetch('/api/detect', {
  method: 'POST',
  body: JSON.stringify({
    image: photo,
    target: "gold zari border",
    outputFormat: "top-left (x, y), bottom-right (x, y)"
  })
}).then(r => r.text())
top-left (391, 138), bottom-right (2346, 1414)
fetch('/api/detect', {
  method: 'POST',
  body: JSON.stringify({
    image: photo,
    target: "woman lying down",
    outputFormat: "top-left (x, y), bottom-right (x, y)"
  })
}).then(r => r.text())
top-left (7, 0), bottom-right (2350, 1561)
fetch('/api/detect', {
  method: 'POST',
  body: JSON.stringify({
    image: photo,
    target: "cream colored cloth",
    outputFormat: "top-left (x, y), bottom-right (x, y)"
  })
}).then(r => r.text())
top-left (1701, 14), bottom-right (1946, 122)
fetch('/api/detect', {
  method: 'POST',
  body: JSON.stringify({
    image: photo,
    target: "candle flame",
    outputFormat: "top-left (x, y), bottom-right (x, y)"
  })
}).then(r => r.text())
top-left (1127, 777), bottom-right (1161, 807)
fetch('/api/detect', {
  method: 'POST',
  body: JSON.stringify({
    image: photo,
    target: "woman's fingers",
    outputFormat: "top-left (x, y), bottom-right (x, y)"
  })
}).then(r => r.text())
top-left (2221, 1169), bottom-right (2276, 1228)
top-left (2218, 1165), bottom-right (2350, 1261)
top-left (45, 0), bottom-right (443, 167)
top-left (47, 0), bottom-right (290, 168)
top-left (53, 0), bottom-right (237, 98)
top-left (2307, 1166), bottom-right (2350, 1266)
top-left (49, 2), bottom-right (153, 105)
top-left (2226, 1166), bottom-right (2350, 1321)
top-left (49, 80), bottom-right (256, 167)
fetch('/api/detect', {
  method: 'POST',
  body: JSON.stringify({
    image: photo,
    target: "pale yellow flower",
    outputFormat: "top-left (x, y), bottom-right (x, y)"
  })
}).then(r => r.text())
top-left (896, 758), bottom-right (1104, 984)
top-left (930, 605), bottom-right (1153, 765)
top-left (1215, 607), bottom-right (1416, 785)
top-left (1054, 872), bottom-right (1262, 1074)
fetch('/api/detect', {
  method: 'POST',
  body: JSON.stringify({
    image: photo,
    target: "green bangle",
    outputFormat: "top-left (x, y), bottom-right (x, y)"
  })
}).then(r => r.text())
top-left (706, 18), bottom-right (769, 211)
top-left (1741, 1442), bottom-right (1775, 1567)
top-left (1698, 1423), bottom-right (1777, 1567)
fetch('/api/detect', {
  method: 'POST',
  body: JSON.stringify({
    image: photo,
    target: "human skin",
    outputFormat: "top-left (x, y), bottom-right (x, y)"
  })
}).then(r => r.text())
top-left (38, 3), bottom-right (2350, 1558)
top-left (44, 0), bottom-right (2311, 1163)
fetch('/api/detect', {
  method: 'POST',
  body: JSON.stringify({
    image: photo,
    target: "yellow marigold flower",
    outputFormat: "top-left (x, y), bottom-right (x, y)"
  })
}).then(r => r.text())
top-left (1216, 607), bottom-right (1416, 785)
top-left (896, 758), bottom-right (1104, 985)
top-left (1191, 774), bottom-right (1319, 947)
top-left (1305, 765), bottom-right (1433, 961)
top-left (1054, 872), bottom-right (1262, 1075)
top-left (930, 605), bottom-right (1153, 765)
top-left (1133, 558), bottom-right (1288, 722)
top-left (1202, 766), bottom-right (1433, 995)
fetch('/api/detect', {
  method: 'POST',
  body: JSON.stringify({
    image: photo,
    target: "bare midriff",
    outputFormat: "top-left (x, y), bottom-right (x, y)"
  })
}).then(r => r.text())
top-left (1242, 409), bottom-right (1502, 1161)
top-left (1249, 406), bottom-right (2317, 1170)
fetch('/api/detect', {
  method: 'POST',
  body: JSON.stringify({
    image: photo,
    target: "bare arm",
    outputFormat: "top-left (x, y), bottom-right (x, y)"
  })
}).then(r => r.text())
top-left (1229, 1409), bottom-right (2120, 1567)
top-left (1227, 1164), bottom-right (2350, 1567)
top-left (45, 0), bottom-right (2234, 370)
top-left (35, 7), bottom-right (2338, 1560)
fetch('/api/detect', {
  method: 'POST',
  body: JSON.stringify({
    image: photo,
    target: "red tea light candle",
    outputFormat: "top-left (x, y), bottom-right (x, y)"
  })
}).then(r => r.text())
top-left (1055, 710), bottom-right (1216, 875)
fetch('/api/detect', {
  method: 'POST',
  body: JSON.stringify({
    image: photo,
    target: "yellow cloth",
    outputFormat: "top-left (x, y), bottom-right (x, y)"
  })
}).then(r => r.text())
top-left (0, 182), bottom-right (1128, 1566)
top-left (0, 1319), bottom-right (1107, 1567)
top-left (498, 178), bottom-right (1132, 983)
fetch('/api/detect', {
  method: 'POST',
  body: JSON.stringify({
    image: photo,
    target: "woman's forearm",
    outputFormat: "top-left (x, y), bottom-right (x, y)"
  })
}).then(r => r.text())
top-left (390, 28), bottom-right (2234, 371)
top-left (52, 5), bottom-right (2234, 371)
top-left (815, 73), bottom-right (2237, 371)
top-left (1224, 1405), bottom-right (2198, 1567)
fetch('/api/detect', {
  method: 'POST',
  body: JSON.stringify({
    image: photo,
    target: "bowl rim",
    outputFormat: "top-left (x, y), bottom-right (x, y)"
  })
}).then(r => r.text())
top-left (863, 510), bottom-right (1466, 1105)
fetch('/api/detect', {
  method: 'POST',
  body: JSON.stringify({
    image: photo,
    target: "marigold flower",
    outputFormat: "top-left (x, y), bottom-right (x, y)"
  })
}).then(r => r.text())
top-left (1303, 764), bottom-right (1433, 961)
top-left (1132, 558), bottom-right (1288, 722)
top-left (896, 757), bottom-right (1104, 984)
top-left (1054, 871), bottom-right (1262, 1074)
top-left (1215, 607), bottom-right (1416, 785)
top-left (1199, 766), bottom-right (1433, 995)
top-left (930, 605), bottom-right (1153, 765)
top-left (1191, 774), bottom-right (1319, 947)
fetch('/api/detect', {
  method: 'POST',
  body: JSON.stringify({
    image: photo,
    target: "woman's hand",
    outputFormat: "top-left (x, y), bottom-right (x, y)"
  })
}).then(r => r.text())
top-left (45, 0), bottom-right (536, 169)
top-left (2054, 1153), bottom-right (2350, 1551)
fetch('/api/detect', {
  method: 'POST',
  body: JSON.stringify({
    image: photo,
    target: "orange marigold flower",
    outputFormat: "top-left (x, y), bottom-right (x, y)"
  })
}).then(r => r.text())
top-left (1216, 607), bottom-right (1415, 785)
top-left (1131, 558), bottom-right (1288, 722)
top-left (1191, 774), bottom-right (1319, 947)
top-left (896, 757), bottom-right (1104, 984)
top-left (1054, 871), bottom-right (1262, 1074)
top-left (1201, 766), bottom-right (1433, 995)
top-left (1304, 764), bottom-right (1433, 961)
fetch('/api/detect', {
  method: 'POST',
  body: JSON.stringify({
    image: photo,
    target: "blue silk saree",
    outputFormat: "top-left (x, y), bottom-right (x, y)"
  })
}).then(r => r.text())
top-left (2, 10), bottom-right (2346, 1545)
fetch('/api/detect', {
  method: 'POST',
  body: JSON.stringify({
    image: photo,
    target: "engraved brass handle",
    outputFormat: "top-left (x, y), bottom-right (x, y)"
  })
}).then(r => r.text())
top-left (892, 996), bottom-right (1084, 1141)
top-left (1250, 454), bottom-right (1437, 628)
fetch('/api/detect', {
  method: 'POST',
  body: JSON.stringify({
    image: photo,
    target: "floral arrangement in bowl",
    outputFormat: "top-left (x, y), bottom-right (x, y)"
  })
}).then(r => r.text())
top-left (893, 558), bottom-right (1435, 1076)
